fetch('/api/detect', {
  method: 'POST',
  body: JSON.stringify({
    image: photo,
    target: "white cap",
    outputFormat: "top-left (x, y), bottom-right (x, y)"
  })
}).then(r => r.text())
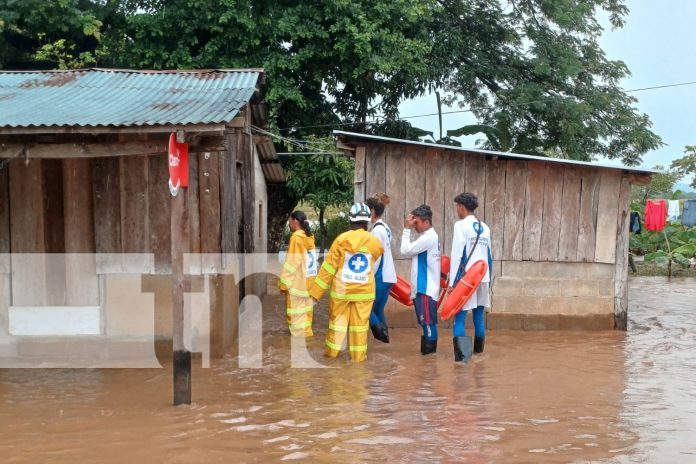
top-left (349, 203), bottom-right (371, 222)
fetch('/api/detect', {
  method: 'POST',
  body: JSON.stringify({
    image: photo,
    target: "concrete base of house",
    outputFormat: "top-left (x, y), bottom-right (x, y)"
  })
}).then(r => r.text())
top-left (0, 336), bottom-right (162, 368)
top-left (385, 260), bottom-right (619, 331)
top-left (384, 306), bottom-right (615, 331)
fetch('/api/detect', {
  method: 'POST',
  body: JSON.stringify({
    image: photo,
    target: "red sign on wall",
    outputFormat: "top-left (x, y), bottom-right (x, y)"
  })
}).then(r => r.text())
top-left (168, 133), bottom-right (189, 196)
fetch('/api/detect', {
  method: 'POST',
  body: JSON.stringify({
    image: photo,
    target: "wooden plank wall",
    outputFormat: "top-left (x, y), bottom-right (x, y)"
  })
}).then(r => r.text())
top-left (0, 165), bottom-right (10, 274)
top-left (558, 167), bottom-right (582, 261)
top-left (63, 159), bottom-right (99, 306)
top-left (9, 160), bottom-right (48, 305)
top-left (503, 160), bottom-right (527, 260)
top-left (539, 164), bottom-right (563, 261)
top-left (42, 160), bottom-right (67, 305)
top-left (361, 143), bottom-right (625, 264)
top-left (3, 148), bottom-right (235, 278)
top-left (220, 132), bottom-right (239, 261)
top-left (92, 157), bottom-right (123, 272)
top-left (90, 151), bottom-right (231, 275)
top-left (121, 156), bottom-right (150, 272)
top-left (424, 148), bottom-right (445, 245)
top-left (594, 170), bottom-right (622, 263)
top-left (199, 152), bottom-right (222, 273)
top-left (522, 161), bottom-right (546, 261)
top-left (384, 144), bottom-right (406, 256)
top-left (576, 169), bottom-right (600, 262)
top-left (614, 175), bottom-right (632, 329)
top-left (353, 147), bottom-right (366, 202)
top-left (365, 144), bottom-right (386, 198)
top-left (400, 145), bottom-right (426, 259)
top-left (484, 160), bottom-right (505, 260)
top-left (442, 151), bottom-right (466, 256)
top-left (148, 155), bottom-right (172, 273)
top-left (187, 153), bottom-right (202, 273)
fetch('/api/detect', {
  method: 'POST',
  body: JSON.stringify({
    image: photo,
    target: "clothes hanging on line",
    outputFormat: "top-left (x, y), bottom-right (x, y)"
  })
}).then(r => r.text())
top-left (630, 211), bottom-right (642, 234)
top-left (668, 200), bottom-right (680, 222)
top-left (682, 200), bottom-right (696, 228)
top-left (645, 199), bottom-right (666, 232)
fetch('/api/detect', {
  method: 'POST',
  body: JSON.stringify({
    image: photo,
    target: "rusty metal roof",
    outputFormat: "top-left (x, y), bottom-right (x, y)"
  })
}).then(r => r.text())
top-left (0, 68), bottom-right (263, 132)
top-left (255, 136), bottom-right (285, 183)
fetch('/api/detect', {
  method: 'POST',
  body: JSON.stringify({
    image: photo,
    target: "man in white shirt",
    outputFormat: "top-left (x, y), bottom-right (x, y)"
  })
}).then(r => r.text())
top-left (448, 192), bottom-right (493, 362)
top-left (366, 194), bottom-right (397, 343)
top-left (401, 204), bottom-right (441, 355)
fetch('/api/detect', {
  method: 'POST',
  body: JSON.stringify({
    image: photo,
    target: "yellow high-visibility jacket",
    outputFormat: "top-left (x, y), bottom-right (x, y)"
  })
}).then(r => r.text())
top-left (278, 230), bottom-right (316, 297)
top-left (310, 228), bottom-right (384, 302)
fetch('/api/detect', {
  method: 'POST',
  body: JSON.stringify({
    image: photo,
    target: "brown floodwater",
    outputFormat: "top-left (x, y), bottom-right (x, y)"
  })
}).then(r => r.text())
top-left (1, 276), bottom-right (695, 463)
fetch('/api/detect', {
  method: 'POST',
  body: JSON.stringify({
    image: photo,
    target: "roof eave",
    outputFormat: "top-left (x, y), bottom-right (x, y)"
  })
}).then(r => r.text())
top-left (333, 130), bottom-right (659, 176)
top-left (0, 122), bottom-right (235, 136)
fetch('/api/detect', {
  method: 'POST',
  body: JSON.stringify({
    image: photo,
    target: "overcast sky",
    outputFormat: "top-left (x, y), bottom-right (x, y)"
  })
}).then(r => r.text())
top-left (398, 1), bottom-right (696, 185)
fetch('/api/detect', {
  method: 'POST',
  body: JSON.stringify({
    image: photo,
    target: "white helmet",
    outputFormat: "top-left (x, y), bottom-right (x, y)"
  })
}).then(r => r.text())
top-left (349, 202), bottom-right (371, 222)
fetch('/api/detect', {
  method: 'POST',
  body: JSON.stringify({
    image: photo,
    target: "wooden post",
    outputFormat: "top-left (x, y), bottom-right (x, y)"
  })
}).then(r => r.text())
top-left (613, 175), bottom-right (632, 330)
top-left (171, 185), bottom-right (191, 405)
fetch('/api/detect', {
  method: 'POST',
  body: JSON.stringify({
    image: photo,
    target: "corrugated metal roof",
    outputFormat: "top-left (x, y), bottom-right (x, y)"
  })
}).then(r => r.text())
top-left (334, 130), bottom-right (659, 176)
top-left (0, 68), bottom-right (263, 131)
top-left (255, 136), bottom-right (285, 183)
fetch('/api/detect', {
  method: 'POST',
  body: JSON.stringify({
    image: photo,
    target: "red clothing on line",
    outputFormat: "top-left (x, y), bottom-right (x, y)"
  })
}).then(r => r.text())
top-left (645, 200), bottom-right (666, 232)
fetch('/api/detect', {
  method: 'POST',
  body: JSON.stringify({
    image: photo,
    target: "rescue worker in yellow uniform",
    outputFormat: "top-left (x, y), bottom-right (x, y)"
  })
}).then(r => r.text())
top-left (309, 203), bottom-right (384, 362)
top-left (278, 211), bottom-right (317, 337)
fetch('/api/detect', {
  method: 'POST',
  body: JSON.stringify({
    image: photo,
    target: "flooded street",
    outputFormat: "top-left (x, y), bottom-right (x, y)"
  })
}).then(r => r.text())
top-left (2, 276), bottom-right (696, 463)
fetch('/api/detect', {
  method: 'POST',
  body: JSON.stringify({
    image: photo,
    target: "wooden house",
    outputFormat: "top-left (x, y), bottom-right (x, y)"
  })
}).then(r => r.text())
top-left (335, 131), bottom-right (655, 330)
top-left (0, 68), bottom-right (284, 364)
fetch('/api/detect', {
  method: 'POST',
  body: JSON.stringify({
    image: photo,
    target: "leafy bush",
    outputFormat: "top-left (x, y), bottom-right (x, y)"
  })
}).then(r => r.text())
top-left (314, 215), bottom-right (350, 252)
top-left (639, 225), bottom-right (696, 276)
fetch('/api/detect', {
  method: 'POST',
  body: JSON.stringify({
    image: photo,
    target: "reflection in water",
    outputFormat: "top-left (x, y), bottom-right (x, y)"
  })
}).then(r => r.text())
top-left (1, 277), bottom-right (695, 463)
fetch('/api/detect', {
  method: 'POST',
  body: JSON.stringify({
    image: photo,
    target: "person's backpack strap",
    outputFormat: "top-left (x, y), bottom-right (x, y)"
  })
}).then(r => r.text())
top-left (459, 217), bottom-right (482, 277)
top-left (372, 221), bottom-right (391, 240)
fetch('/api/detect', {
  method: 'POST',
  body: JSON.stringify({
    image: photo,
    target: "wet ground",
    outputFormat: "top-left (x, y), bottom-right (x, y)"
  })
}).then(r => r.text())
top-left (1, 276), bottom-right (695, 463)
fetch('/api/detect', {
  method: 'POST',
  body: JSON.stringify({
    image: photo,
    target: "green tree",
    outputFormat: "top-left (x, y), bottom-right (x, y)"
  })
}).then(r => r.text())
top-left (104, 0), bottom-right (658, 164)
top-left (632, 165), bottom-right (682, 204)
top-left (671, 146), bottom-right (696, 190)
top-left (284, 137), bottom-right (354, 251)
top-left (102, 0), bottom-right (438, 136)
top-left (433, 0), bottom-right (662, 165)
top-left (3, 0), bottom-right (662, 167)
top-left (0, 0), bottom-right (118, 69)
top-left (446, 112), bottom-right (548, 154)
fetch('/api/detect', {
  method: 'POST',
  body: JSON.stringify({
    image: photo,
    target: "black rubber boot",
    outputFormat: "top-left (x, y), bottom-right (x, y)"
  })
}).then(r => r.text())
top-left (421, 336), bottom-right (437, 355)
top-left (370, 324), bottom-right (383, 342)
top-left (379, 324), bottom-right (390, 343)
top-left (474, 336), bottom-right (485, 354)
top-left (370, 324), bottom-right (389, 343)
top-left (453, 336), bottom-right (473, 363)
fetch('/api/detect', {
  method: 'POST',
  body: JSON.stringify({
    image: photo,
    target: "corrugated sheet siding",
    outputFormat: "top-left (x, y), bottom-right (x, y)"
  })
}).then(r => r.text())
top-left (0, 69), bottom-right (261, 128)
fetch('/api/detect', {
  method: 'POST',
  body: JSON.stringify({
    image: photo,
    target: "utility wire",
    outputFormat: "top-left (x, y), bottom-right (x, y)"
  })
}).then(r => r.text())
top-left (251, 125), bottom-right (342, 156)
top-left (626, 80), bottom-right (696, 93)
top-left (279, 79), bottom-right (696, 132)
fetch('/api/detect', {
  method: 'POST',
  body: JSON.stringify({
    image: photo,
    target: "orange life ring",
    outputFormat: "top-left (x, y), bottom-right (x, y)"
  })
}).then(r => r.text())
top-left (440, 255), bottom-right (451, 289)
top-left (389, 275), bottom-right (413, 306)
top-left (440, 259), bottom-right (488, 320)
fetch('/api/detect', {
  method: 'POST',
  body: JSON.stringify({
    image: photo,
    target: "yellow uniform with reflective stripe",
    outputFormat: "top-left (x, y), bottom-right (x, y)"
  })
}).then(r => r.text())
top-left (278, 230), bottom-right (315, 337)
top-left (310, 228), bottom-right (383, 362)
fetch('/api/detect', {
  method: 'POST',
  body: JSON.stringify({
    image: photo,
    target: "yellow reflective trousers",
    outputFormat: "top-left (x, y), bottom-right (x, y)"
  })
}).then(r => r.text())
top-left (285, 293), bottom-right (314, 337)
top-left (279, 229), bottom-right (315, 337)
top-left (325, 299), bottom-right (372, 362)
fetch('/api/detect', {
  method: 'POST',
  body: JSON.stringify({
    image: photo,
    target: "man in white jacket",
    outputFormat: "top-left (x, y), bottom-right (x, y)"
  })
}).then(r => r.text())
top-left (448, 192), bottom-right (493, 362)
top-left (401, 204), bottom-right (441, 355)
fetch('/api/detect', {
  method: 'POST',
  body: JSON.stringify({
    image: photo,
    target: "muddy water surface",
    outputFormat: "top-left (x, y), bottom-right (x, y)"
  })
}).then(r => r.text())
top-left (1, 277), bottom-right (695, 463)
